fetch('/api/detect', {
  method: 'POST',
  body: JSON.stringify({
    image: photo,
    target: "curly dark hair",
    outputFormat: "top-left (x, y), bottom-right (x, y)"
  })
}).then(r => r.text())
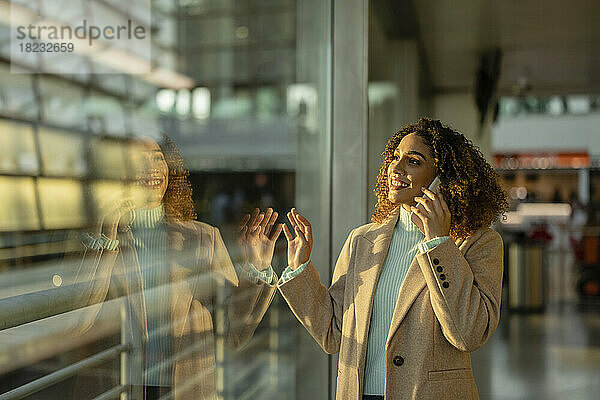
top-left (158, 134), bottom-right (197, 222)
top-left (372, 118), bottom-right (508, 238)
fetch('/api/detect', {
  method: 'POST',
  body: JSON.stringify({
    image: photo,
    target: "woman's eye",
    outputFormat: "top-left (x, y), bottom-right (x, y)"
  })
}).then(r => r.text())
top-left (409, 159), bottom-right (420, 165)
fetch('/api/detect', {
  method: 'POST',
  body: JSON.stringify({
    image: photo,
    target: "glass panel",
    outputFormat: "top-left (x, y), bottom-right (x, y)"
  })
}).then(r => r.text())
top-left (37, 178), bottom-right (87, 229)
top-left (88, 138), bottom-right (127, 180)
top-left (130, 109), bottom-right (161, 139)
top-left (0, 63), bottom-right (38, 120)
top-left (90, 71), bottom-right (129, 96)
top-left (89, 180), bottom-right (127, 217)
top-left (0, 24), bottom-right (10, 60)
top-left (154, 0), bottom-right (177, 13)
top-left (154, 12), bottom-right (178, 48)
top-left (0, 120), bottom-right (39, 174)
top-left (38, 127), bottom-right (87, 177)
top-left (38, 77), bottom-right (87, 129)
top-left (85, 92), bottom-right (128, 136)
top-left (0, 1), bottom-right (334, 399)
top-left (0, 177), bottom-right (40, 231)
top-left (257, 11), bottom-right (295, 42)
top-left (130, 77), bottom-right (156, 103)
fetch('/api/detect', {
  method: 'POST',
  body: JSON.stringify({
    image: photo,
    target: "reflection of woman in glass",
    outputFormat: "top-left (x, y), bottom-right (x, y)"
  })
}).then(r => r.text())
top-left (278, 119), bottom-right (508, 400)
top-left (75, 135), bottom-right (280, 400)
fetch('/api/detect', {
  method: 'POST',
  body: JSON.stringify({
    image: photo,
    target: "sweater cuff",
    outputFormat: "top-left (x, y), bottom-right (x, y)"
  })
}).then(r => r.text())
top-left (80, 232), bottom-right (119, 251)
top-left (418, 236), bottom-right (450, 254)
top-left (278, 260), bottom-right (310, 284)
top-left (244, 263), bottom-right (275, 285)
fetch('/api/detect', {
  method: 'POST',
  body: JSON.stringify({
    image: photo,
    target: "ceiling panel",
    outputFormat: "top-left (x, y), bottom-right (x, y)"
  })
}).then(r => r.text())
top-left (408, 0), bottom-right (600, 95)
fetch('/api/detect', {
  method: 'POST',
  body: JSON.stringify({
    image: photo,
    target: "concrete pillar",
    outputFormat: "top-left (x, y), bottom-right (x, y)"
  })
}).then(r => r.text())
top-left (367, 39), bottom-right (420, 216)
top-left (295, 0), bottom-right (333, 399)
top-left (296, 1), bottom-right (369, 398)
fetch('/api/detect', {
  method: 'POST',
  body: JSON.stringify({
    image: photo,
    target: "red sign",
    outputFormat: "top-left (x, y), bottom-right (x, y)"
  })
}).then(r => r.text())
top-left (493, 152), bottom-right (590, 169)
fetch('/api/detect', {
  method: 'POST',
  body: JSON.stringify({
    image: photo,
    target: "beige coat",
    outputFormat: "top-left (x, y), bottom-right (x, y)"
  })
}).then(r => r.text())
top-left (75, 220), bottom-right (277, 400)
top-left (278, 209), bottom-right (504, 399)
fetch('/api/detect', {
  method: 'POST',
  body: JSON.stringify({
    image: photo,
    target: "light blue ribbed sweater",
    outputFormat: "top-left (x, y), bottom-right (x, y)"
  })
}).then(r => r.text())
top-left (131, 205), bottom-right (172, 387)
top-left (363, 207), bottom-right (424, 395)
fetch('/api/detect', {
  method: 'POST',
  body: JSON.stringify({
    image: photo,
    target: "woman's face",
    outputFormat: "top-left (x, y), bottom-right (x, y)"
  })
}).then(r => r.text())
top-left (387, 133), bottom-right (437, 206)
top-left (135, 139), bottom-right (169, 207)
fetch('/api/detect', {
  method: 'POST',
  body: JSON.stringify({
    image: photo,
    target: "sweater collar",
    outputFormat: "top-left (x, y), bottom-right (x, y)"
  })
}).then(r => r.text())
top-left (132, 204), bottom-right (165, 229)
top-left (396, 206), bottom-right (422, 233)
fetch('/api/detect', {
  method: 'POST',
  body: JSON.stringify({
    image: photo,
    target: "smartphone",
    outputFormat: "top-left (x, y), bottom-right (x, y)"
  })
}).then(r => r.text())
top-left (427, 176), bottom-right (441, 194)
top-left (410, 176), bottom-right (441, 233)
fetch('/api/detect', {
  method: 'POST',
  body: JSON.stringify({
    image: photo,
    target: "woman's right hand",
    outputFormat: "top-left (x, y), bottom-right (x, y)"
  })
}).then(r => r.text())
top-left (283, 208), bottom-right (313, 270)
top-left (97, 198), bottom-right (134, 239)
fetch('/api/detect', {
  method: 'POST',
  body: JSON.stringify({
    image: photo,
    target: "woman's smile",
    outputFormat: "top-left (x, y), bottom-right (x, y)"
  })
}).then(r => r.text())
top-left (389, 175), bottom-right (410, 190)
top-left (138, 169), bottom-right (166, 189)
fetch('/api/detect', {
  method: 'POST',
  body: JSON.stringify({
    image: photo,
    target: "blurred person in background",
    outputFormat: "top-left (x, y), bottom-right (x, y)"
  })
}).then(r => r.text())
top-left (277, 119), bottom-right (508, 400)
top-left (568, 191), bottom-right (588, 261)
top-left (72, 135), bottom-right (282, 400)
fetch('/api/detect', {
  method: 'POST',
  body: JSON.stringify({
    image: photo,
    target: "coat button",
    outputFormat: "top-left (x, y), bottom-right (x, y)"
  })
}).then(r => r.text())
top-left (439, 274), bottom-right (446, 280)
top-left (442, 282), bottom-right (450, 288)
top-left (436, 266), bottom-right (443, 272)
top-left (433, 258), bottom-right (440, 265)
top-left (393, 356), bottom-right (404, 366)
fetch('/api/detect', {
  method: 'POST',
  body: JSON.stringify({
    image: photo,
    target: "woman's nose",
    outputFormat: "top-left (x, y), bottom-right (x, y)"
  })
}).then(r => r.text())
top-left (391, 162), bottom-right (406, 175)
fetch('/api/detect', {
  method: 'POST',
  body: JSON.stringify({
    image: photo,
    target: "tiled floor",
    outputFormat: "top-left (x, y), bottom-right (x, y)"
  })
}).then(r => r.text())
top-left (471, 302), bottom-right (600, 400)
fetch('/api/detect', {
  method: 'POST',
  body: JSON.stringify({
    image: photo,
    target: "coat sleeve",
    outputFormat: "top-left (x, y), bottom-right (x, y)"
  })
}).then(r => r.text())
top-left (277, 229), bottom-right (356, 354)
top-left (416, 228), bottom-right (504, 352)
top-left (68, 236), bottom-right (121, 335)
top-left (211, 226), bottom-right (278, 350)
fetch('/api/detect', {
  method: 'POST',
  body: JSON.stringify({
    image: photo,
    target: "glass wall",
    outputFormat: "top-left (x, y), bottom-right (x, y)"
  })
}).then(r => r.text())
top-left (0, 1), bottom-right (334, 399)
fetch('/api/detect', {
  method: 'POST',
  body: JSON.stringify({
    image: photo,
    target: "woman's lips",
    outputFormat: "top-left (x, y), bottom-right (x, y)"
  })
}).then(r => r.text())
top-left (389, 176), bottom-right (410, 190)
top-left (137, 175), bottom-right (165, 188)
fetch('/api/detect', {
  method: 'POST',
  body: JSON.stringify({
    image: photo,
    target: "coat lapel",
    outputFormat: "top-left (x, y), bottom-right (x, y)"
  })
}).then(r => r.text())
top-left (167, 220), bottom-right (201, 339)
top-left (386, 235), bottom-right (468, 346)
top-left (353, 209), bottom-right (399, 351)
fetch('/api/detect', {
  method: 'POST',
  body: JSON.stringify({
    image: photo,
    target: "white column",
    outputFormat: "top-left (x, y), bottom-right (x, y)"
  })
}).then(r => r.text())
top-left (578, 168), bottom-right (590, 204)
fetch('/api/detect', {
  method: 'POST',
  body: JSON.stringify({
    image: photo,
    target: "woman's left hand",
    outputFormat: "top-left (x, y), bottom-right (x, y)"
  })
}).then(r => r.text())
top-left (410, 187), bottom-right (451, 241)
top-left (237, 208), bottom-right (283, 271)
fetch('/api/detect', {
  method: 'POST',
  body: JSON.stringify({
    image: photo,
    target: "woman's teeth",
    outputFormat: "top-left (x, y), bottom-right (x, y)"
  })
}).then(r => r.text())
top-left (390, 177), bottom-right (409, 189)
top-left (138, 176), bottom-right (163, 187)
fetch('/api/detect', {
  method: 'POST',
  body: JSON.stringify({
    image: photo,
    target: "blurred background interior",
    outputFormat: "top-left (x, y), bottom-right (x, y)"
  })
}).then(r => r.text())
top-left (0, 0), bottom-right (599, 399)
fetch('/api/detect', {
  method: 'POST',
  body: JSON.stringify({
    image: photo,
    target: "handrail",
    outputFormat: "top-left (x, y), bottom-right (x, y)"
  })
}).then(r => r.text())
top-left (0, 344), bottom-right (129, 400)
top-left (0, 263), bottom-right (248, 398)
top-left (90, 385), bottom-right (128, 400)
top-left (0, 268), bottom-right (210, 331)
top-left (0, 281), bottom-right (99, 331)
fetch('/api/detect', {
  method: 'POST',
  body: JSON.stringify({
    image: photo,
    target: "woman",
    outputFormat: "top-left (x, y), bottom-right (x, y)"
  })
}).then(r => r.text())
top-left (278, 118), bottom-right (507, 400)
top-left (74, 136), bottom-right (280, 400)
